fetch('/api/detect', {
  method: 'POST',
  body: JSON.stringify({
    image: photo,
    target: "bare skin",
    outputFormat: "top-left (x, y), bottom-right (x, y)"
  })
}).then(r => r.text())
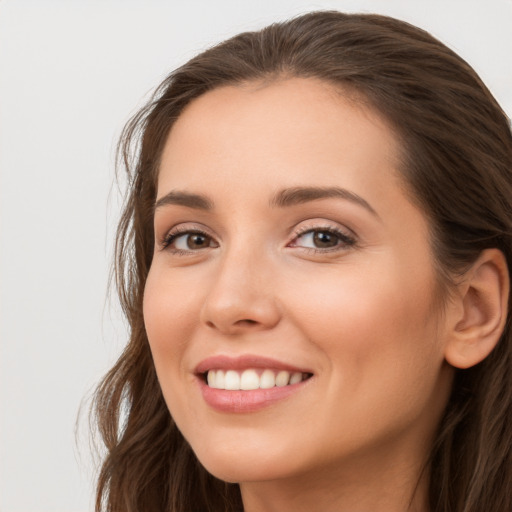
top-left (144, 78), bottom-right (467, 511)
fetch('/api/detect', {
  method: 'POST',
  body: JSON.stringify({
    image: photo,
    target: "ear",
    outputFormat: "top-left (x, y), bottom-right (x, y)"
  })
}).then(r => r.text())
top-left (444, 248), bottom-right (509, 369)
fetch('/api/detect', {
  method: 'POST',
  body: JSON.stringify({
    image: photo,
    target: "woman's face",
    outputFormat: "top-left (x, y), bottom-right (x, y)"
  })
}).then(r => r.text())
top-left (144, 78), bottom-right (453, 485)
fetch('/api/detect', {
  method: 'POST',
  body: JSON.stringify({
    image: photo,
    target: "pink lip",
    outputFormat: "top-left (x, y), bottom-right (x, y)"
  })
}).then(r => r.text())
top-left (195, 354), bottom-right (311, 374)
top-left (194, 354), bottom-right (313, 413)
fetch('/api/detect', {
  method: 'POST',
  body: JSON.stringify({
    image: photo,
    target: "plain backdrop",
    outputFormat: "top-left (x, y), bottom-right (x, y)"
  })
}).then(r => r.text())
top-left (0, 1), bottom-right (511, 510)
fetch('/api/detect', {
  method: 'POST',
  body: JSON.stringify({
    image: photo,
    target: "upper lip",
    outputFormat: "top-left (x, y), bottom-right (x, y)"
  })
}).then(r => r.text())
top-left (195, 354), bottom-right (312, 375)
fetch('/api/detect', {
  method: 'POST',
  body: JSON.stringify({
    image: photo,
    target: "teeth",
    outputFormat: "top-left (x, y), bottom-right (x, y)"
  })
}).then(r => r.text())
top-left (206, 368), bottom-right (308, 390)
top-left (215, 370), bottom-right (225, 389)
top-left (289, 372), bottom-right (303, 385)
top-left (207, 370), bottom-right (216, 387)
top-left (240, 369), bottom-right (260, 390)
top-left (260, 369), bottom-right (276, 389)
top-left (275, 370), bottom-right (290, 387)
top-left (224, 370), bottom-right (240, 390)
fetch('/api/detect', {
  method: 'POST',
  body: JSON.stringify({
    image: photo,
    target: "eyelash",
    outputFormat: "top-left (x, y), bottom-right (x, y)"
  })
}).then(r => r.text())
top-left (160, 225), bottom-right (356, 255)
top-left (161, 227), bottom-right (215, 254)
top-left (290, 225), bottom-right (357, 253)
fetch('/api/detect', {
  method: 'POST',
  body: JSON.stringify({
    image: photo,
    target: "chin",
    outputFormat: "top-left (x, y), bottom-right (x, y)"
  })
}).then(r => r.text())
top-left (200, 456), bottom-right (290, 484)
top-left (190, 435), bottom-right (301, 484)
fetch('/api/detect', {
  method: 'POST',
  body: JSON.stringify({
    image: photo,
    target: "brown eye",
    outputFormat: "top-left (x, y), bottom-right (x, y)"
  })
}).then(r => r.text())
top-left (163, 230), bottom-right (217, 252)
top-left (292, 228), bottom-right (356, 251)
top-left (186, 233), bottom-right (210, 249)
top-left (312, 231), bottom-right (339, 248)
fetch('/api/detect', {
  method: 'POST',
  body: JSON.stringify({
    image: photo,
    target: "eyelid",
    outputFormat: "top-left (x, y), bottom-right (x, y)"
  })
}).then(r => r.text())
top-left (288, 221), bottom-right (357, 252)
top-left (159, 223), bottom-right (218, 251)
top-left (157, 219), bottom-right (357, 254)
top-left (292, 218), bottom-right (356, 238)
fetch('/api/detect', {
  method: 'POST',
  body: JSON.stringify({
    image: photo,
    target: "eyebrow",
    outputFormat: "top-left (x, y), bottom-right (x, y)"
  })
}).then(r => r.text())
top-left (270, 186), bottom-right (379, 217)
top-left (154, 186), bottom-right (378, 217)
top-left (154, 190), bottom-right (213, 211)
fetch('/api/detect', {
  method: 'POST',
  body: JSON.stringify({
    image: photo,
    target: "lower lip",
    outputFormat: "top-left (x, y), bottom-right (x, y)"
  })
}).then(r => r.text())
top-left (198, 378), bottom-right (310, 413)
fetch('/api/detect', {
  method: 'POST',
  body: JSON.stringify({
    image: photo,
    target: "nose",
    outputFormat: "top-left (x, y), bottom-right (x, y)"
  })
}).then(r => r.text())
top-left (199, 247), bottom-right (281, 335)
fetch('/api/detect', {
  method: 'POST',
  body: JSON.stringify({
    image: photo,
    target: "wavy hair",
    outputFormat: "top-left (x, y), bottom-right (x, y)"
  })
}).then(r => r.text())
top-left (92, 11), bottom-right (512, 511)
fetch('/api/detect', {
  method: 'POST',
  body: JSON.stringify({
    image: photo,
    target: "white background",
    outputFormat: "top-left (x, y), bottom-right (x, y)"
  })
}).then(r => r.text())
top-left (0, 1), bottom-right (511, 510)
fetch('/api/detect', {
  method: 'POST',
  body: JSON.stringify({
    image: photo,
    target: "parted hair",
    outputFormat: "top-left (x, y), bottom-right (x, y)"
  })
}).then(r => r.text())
top-left (92, 11), bottom-right (512, 512)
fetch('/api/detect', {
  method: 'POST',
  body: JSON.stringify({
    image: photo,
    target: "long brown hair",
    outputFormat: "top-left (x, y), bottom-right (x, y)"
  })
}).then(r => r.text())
top-left (92, 11), bottom-right (512, 511)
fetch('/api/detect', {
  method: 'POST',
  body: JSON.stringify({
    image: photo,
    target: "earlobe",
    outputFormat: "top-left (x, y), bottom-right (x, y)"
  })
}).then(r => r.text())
top-left (444, 249), bottom-right (509, 369)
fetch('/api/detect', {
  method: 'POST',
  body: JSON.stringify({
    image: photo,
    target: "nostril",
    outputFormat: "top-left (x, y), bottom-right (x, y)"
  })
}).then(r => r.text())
top-left (204, 318), bottom-right (259, 332)
top-left (236, 319), bottom-right (258, 326)
top-left (203, 316), bottom-right (273, 334)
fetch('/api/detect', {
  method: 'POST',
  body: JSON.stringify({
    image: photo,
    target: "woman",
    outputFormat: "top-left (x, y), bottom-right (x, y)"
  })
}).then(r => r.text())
top-left (93, 11), bottom-right (512, 512)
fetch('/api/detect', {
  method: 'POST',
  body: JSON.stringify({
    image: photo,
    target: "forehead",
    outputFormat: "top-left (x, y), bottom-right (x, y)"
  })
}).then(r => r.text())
top-left (158, 77), bottom-right (402, 204)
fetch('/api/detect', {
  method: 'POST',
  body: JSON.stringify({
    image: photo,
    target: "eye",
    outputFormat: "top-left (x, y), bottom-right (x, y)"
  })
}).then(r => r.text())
top-left (162, 229), bottom-right (218, 253)
top-left (290, 228), bottom-right (355, 251)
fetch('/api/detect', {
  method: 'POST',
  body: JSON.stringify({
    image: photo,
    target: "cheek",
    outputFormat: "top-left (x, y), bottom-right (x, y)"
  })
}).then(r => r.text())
top-left (143, 266), bottom-right (204, 427)
top-left (282, 263), bottom-right (446, 454)
top-left (283, 260), bottom-right (443, 396)
top-left (287, 260), bottom-right (435, 338)
top-left (143, 267), bottom-right (199, 372)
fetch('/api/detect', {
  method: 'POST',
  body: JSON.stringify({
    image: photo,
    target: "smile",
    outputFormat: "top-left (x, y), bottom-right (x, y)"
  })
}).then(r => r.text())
top-left (206, 368), bottom-right (310, 390)
top-left (195, 355), bottom-right (314, 412)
